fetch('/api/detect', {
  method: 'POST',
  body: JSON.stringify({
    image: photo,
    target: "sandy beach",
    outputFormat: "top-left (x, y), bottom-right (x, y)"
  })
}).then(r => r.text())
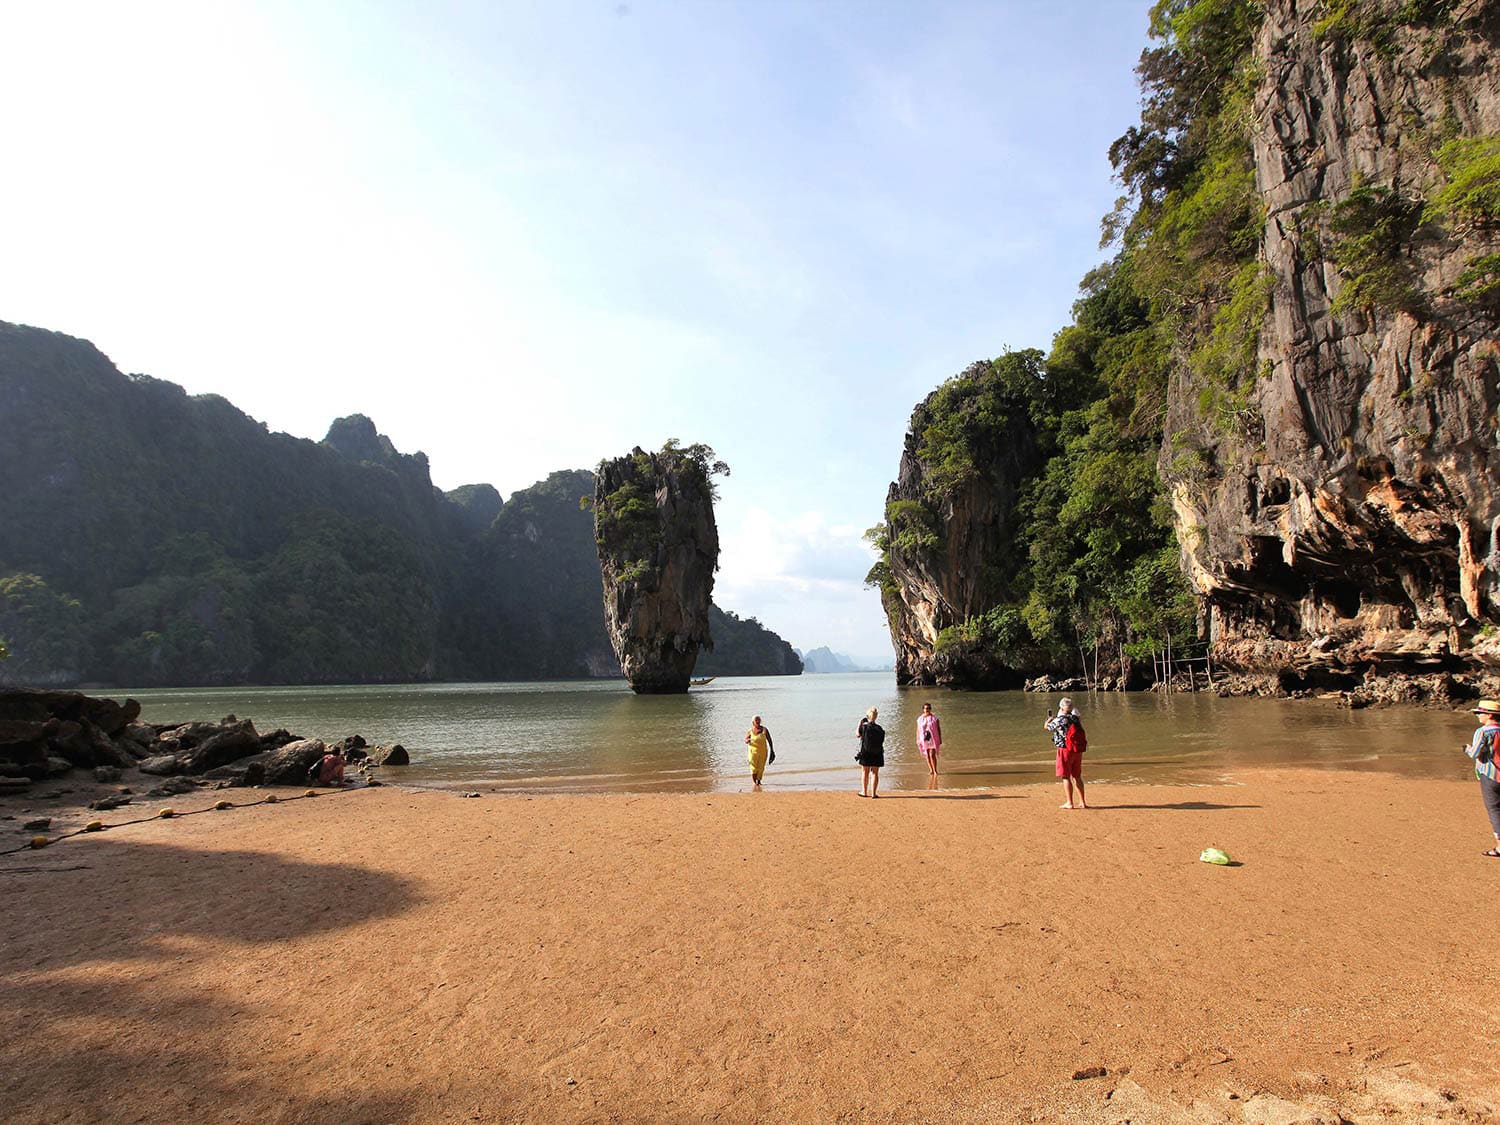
top-left (2, 770), bottom-right (1497, 1124)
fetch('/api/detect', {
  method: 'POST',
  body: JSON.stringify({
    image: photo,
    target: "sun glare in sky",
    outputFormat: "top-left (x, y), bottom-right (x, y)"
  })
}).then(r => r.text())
top-left (0, 0), bottom-right (1151, 663)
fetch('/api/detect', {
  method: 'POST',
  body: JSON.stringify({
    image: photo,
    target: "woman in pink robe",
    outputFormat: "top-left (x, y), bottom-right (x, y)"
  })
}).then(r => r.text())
top-left (917, 702), bottom-right (942, 776)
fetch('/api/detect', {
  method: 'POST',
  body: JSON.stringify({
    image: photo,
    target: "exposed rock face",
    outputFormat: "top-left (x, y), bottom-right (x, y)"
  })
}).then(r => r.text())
top-left (593, 447), bottom-right (720, 693)
top-left (880, 368), bottom-right (1045, 687)
top-left (0, 690), bottom-right (144, 778)
top-left (1165, 2), bottom-right (1500, 686)
top-left (262, 739), bottom-right (326, 785)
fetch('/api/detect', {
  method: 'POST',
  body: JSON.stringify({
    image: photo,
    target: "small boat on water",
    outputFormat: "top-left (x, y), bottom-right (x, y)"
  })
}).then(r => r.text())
top-left (690, 677), bottom-right (715, 686)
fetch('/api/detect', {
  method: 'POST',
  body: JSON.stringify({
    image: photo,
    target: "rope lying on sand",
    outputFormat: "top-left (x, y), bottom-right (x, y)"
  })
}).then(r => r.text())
top-left (0, 788), bottom-right (357, 858)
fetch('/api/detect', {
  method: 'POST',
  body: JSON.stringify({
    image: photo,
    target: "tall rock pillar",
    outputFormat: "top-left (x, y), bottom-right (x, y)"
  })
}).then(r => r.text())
top-left (593, 445), bottom-right (722, 693)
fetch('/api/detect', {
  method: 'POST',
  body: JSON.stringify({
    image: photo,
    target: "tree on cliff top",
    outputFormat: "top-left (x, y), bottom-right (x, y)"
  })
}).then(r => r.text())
top-left (593, 441), bottom-right (728, 584)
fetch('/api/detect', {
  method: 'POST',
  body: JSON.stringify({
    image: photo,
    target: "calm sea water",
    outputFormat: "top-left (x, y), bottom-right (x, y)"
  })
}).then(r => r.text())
top-left (120, 672), bottom-right (1480, 794)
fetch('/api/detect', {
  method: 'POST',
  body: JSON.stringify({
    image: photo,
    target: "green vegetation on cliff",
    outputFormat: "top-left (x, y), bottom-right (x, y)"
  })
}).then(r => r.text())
top-left (873, 0), bottom-right (1272, 680)
top-left (877, 0), bottom-right (1496, 686)
top-left (592, 441), bottom-right (728, 588)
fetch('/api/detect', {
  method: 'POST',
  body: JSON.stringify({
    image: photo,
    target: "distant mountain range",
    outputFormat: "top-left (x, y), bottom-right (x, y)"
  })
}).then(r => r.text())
top-left (0, 320), bottom-right (801, 687)
top-left (796, 647), bottom-right (891, 674)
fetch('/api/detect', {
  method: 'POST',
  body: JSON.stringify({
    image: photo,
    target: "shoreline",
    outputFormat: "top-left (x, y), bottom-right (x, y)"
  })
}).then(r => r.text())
top-left (5, 768), bottom-right (1497, 1123)
top-left (0, 748), bottom-right (1450, 842)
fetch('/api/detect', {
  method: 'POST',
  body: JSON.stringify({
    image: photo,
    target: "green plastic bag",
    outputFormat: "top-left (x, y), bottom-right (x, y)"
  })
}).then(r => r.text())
top-left (1199, 846), bottom-right (1232, 866)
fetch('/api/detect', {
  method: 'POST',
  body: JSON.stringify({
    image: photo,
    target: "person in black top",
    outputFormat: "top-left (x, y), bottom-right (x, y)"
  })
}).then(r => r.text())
top-left (856, 706), bottom-right (886, 798)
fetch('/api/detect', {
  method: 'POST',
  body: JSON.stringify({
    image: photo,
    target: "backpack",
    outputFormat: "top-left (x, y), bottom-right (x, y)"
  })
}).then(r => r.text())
top-left (1065, 720), bottom-right (1087, 754)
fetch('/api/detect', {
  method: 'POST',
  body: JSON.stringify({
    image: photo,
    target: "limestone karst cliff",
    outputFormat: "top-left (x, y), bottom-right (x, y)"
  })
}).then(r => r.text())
top-left (873, 357), bottom-right (1049, 688)
top-left (874, 1), bottom-right (1500, 697)
top-left (593, 445), bottom-right (723, 693)
top-left (0, 322), bottom-right (800, 686)
top-left (1165, 0), bottom-right (1500, 685)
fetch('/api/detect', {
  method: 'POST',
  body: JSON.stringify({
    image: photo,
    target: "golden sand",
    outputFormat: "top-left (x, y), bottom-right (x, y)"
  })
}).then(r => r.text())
top-left (2, 770), bottom-right (1496, 1123)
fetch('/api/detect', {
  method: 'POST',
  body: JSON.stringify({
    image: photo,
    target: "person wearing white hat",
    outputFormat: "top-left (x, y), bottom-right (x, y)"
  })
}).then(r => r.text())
top-left (1464, 699), bottom-right (1500, 858)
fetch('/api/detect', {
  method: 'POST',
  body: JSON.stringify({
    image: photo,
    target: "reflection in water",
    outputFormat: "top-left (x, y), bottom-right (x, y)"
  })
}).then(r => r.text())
top-left (124, 673), bottom-right (1479, 794)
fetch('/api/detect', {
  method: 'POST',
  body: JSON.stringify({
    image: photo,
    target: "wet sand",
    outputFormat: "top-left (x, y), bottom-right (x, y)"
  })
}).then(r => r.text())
top-left (2, 770), bottom-right (1497, 1124)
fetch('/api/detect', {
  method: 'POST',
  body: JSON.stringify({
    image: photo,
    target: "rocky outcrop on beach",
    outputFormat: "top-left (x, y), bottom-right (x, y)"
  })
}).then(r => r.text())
top-left (0, 690), bottom-right (142, 782)
top-left (0, 689), bottom-right (411, 791)
top-left (593, 445), bottom-right (722, 693)
top-left (1165, 2), bottom-right (1500, 686)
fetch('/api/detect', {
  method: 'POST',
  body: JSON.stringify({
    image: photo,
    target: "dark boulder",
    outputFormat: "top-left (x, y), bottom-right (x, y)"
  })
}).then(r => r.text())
top-left (176, 720), bottom-right (261, 774)
top-left (259, 728), bottom-right (298, 751)
top-left (0, 724), bottom-right (52, 780)
top-left (159, 721), bottom-right (226, 749)
top-left (0, 690), bottom-right (138, 735)
top-left (118, 721), bottom-right (158, 749)
top-left (113, 736), bottom-right (151, 761)
top-left (81, 696), bottom-right (140, 736)
top-left (138, 754), bottom-right (183, 776)
top-left (202, 760), bottom-right (266, 787)
top-left (367, 744), bottom-right (409, 766)
top-left (262, 739), bottom-right (326, 786)
top-left (51, 721), bottom-right (134, 769)
top-left (0, 718), bottom-right (54, 748)
top-left (0, 691), bottom-right (55, 723)
top-left (332, 734), bottom-right (367, 755)
top-left (0, 751), bottom-right (50, 781)
top-left (146, 777), bottom-right (200, 797)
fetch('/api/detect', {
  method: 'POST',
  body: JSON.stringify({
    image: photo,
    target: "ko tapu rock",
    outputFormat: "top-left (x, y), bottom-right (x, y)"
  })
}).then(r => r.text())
top-left (592, 443), bottom-right (725, 693)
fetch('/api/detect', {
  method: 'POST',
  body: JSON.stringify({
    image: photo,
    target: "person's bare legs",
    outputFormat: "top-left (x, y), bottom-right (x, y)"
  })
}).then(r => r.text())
top-left (1075, 775), bottom-right (1087, 808)
top-left (860, 766), bottom-right (870, 797)
top-left (870, 767), bottom-right (880, 798)
top-left (1060, 778), bottom-right (1076, 809)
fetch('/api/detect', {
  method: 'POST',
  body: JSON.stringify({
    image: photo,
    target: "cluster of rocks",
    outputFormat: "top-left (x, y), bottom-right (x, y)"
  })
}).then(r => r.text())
top-left (1023, 675), bottom-right (1089, 695)
top-left (1204, 669), bottom-right (1500, 710)
top-left (0, 689), bottom-right (410, 794)
top-left (1023, 674), bottom-right (1138, 694)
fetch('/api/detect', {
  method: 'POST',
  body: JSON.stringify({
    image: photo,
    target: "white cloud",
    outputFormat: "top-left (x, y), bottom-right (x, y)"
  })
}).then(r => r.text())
top-left (715, 505), bottom-right (891, 664)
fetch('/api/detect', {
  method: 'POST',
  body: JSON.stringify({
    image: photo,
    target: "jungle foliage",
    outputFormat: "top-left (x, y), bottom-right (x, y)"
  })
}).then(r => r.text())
top-left (884, 0), bottom-right (1483, 680)
top-left (593, 441), bottom-right (728, 586)
top-left (870, 0), bottom-right (1273, 677)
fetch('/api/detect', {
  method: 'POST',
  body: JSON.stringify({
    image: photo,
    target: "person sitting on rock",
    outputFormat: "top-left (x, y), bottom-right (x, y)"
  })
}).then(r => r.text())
top-left (312, 748), bottom-right (345, 787)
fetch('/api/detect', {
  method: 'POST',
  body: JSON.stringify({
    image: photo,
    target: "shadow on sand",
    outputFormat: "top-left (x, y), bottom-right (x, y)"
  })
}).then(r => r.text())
top-left (1096, 801), bottom-right (1260, 811)
top-left (883, 792), bottom-right (1018, 800)
top-left (0, 837), bottom-right (436, 1124)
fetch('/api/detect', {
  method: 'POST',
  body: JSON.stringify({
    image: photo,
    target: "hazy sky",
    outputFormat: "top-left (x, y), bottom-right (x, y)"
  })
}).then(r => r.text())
top-left (1, 0), bottom-right (1149, 665)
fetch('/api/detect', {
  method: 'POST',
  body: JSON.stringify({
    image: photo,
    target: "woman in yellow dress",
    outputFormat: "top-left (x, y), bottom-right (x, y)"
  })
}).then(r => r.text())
top-left (744, 715), bottom-right (774, 789)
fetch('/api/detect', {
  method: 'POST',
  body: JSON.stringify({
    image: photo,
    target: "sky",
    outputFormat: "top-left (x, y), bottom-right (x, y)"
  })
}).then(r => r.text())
top-left (0, 0), bottom-right (1150, 667)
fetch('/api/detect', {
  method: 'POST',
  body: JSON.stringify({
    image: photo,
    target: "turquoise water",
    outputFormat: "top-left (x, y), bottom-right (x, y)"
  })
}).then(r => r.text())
top-left (120, 673), bottom-right (1481, 793)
